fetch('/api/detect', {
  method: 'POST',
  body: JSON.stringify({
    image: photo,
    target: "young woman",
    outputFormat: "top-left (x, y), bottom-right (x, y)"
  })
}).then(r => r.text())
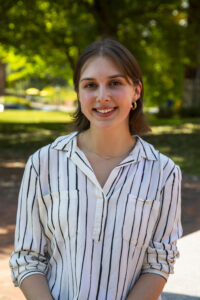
top-left (10, 39), bottom-right (182, 300)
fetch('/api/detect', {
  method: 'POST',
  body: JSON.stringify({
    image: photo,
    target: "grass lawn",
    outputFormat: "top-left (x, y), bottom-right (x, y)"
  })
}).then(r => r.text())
top-left (0, 110), bottom-right (200, 175)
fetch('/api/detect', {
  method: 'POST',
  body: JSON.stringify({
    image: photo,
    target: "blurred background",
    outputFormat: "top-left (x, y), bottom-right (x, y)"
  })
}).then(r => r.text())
top-left (0, 0), bottom-right (199, 299)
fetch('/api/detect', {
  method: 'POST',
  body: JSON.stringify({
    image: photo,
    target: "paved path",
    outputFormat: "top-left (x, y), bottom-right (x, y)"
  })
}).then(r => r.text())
top-left (0, 163), bottom-right (199, 299)
top-left (0, 247), bottom-right (25, 300)
top-left (162, 230), bottom-right (200, 299)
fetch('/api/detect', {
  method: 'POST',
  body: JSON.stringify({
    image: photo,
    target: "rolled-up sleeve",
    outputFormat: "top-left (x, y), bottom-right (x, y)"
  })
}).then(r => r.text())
top-left (9, 156), bottom-right (48, 286)
top-left (141, 165), bottom-right (183, 280)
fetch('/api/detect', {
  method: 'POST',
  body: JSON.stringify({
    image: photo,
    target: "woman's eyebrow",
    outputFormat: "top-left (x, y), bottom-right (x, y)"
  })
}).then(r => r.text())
top-left (80, 77), bottom-right (95, 82)
top-left (80, 74), bottom-right (125, 82)
top-left (108, 74), bottom-right (126, 79)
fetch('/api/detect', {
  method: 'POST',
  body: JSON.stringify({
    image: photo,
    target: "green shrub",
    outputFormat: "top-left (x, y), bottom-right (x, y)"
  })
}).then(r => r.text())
top-left (156, 107), bottom-right (175, 118)
top-left (179, 106), bottom-right (200, 118)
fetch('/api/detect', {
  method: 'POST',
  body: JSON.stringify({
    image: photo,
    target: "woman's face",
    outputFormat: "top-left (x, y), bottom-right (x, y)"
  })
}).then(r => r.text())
top-left (78, 56), bottom-right (141, 132)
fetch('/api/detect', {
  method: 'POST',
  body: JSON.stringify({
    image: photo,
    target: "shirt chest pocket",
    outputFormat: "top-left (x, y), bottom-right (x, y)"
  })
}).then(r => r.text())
top-left (39, 190), bottom-right (79, 240)
top-left (122, 194), bottom-right (160, 247)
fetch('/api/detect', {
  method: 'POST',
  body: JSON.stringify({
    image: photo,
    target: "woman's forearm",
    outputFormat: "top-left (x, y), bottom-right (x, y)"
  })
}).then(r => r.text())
top-left (20, 274), bottom-right (54, 300)
top-left (126, 273), bottom-right (166, 300)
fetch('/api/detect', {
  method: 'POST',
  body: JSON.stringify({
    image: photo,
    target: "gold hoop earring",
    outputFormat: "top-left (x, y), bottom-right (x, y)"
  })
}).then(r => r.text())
top-left (131, 102), bottom-right (137, 111)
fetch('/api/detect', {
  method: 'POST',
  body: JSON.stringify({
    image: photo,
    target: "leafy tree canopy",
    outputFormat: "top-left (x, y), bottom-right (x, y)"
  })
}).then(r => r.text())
top-left (0, 0), bottom-right (199, 105)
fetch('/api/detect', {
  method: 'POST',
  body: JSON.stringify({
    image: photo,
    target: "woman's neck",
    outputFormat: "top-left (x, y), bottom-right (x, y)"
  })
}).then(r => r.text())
top-left (78, 126), bottom-right (136, 159)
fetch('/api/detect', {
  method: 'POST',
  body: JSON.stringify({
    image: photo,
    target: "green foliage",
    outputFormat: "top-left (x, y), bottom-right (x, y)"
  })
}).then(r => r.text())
top-left (40, 86), bottom-right (77, 104)
top-left (0, 45), bottom-right (73, 88)
top-left (0, 0), bottom-right (199, 107)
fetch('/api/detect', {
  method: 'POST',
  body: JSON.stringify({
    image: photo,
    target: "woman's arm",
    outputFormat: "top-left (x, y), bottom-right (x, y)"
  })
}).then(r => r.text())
top-left (141, 165), bottom-right (182, 279)
top-left (126, 273), bottom-right (166, 300)
top-left (20, 274), bottom-right (54, 300)
top-left (127, 164), bottom-right (182, 300)
top-left (9, 157), bottom-right (49, 287)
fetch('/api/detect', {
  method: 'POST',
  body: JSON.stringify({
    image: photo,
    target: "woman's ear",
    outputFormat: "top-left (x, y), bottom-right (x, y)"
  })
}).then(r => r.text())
top-left (133, 81), bottom-right (142, 101)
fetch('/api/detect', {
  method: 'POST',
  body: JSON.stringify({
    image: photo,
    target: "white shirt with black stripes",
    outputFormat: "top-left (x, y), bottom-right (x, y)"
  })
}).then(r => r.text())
top-left (9, 132), bottom-right (183, 300)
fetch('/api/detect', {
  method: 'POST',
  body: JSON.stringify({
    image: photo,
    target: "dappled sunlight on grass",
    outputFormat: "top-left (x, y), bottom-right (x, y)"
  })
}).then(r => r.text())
top-left (170, 155), bottom-right (185, 165)
top-left (0, 161), bottom-right (25, 168)
top-left (155, 146), bottom-right (171, 153)
top-left (0, 128), bottom-right (53, 141)
top-left (151, 123), bottom-right (200, 135)
top-left (145, 132), bottom-right (200, 175)
top-left (0, 110), bottom-right (73, 123)
top-left (0, 112), bottom-right (199, 175)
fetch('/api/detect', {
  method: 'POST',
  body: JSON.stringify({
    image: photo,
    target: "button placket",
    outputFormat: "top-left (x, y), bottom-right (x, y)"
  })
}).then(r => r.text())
top-left (92, 189), bottom-right (107, 242)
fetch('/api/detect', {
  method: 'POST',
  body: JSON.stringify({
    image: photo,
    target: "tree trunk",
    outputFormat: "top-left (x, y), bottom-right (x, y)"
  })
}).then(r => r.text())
top-left (182, 0), bottom-right (200, 107)
top-left (0, 60), bottom-right (6, 97)
top-left (182, 65), bottom-right (200, 107)
top-left (80, 0), bottom-right (118, 38)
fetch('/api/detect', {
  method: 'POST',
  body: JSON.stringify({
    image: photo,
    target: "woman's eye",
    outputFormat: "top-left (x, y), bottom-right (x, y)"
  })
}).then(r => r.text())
top-left (110, 80), bottom-right (122, 86)
top-left (84, 83), bottom-right (97, 88)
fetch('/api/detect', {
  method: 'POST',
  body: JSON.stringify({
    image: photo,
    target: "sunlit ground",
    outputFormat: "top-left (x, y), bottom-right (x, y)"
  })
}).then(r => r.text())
top-left (151, 122), bottom-right (200, 134)
top-left (163, 230), bottom-right (200, 298)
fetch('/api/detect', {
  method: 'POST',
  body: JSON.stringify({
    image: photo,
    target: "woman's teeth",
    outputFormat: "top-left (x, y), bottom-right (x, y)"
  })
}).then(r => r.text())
top-left (96, 108), bottom-right (114, 113)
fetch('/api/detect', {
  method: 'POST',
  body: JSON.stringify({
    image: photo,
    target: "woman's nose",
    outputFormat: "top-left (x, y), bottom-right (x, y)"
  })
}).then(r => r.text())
top-left (96, 85), bottom-right (110, 102)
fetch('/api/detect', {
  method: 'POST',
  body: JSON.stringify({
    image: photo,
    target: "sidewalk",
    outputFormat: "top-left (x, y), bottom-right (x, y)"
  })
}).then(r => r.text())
top-left (0, 247), bottom-right (25, 300)
top-left (162, 230), bottom-right (200, 299)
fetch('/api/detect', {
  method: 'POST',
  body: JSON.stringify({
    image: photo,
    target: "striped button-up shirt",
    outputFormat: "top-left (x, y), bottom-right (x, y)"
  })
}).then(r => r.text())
top-left (9, 132), bottom-right (182, 300)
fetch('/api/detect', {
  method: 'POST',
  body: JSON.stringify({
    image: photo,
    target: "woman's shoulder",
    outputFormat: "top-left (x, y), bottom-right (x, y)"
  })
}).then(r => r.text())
top-left (138, 136), bottom-right (180, 171)
top-left (28, 132), bottom-right (77, 170)
top-left (139, 136), bottom-right (181, 186)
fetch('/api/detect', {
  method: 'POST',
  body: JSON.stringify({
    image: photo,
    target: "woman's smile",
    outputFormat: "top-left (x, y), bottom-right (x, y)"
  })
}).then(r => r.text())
top-left (93, 106), bottom-right (117, 117)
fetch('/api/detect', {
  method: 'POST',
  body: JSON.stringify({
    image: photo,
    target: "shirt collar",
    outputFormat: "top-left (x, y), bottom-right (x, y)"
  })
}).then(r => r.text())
top-left (51, 132), bottom-right (78, 158)
top-left (51, 132), bottom-right (158, 162)
top-left (133, 136), bottom-right (158, 161)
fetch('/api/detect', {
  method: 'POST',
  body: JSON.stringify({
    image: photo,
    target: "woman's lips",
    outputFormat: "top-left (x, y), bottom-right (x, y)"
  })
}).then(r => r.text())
top-left (93, 107), bottom-right (117, 117)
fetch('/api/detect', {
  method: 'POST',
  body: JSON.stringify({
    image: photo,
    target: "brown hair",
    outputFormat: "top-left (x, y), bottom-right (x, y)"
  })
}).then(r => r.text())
top-left (73, 38), bottom-right (151, 135)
